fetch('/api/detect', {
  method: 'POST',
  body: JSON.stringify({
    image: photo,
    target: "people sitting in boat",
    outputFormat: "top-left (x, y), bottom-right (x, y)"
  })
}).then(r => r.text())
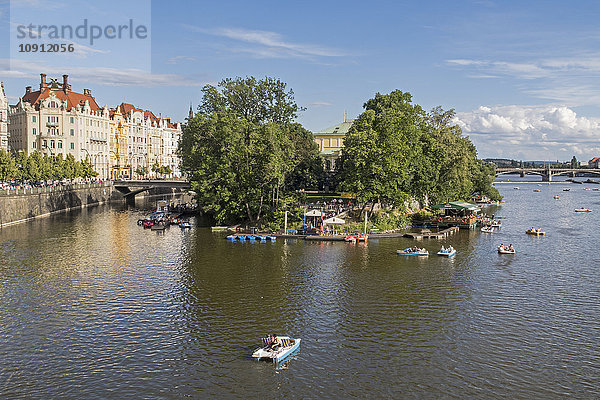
top-left (440, 245), bottom-right (446, 251)
top-left (509, 244), bottom-right (514, 251)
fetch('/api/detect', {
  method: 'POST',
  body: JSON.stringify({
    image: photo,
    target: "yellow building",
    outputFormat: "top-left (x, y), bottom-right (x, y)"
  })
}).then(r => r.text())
top-left (109, 106), bottom-right (129, 179)
top-left (313, 120), bottom-right (353, 171)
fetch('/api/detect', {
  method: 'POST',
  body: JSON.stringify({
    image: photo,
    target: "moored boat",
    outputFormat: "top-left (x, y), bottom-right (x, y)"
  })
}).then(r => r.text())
top-left (397, 247), bottom-right (429, 256)
top-left (252, 336), bottom-right (301, 363)
top-left (481, 226), bottom-right (494, 233)
top-left (575, 208), bottom-right (592, 212)
top-left (554, 195), bottom-right (560, 199)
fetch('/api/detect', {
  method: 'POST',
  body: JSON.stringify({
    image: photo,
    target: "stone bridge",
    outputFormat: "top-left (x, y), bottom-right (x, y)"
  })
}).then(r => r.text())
top-left (113, 180), bottom-right (191, 198)
top-left (496, 167), bottom-right (600, 181)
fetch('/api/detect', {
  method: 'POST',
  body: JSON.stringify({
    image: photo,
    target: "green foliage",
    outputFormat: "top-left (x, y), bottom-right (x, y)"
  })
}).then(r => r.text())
top-left (370, 209), bottom-right (411, 231)
top-left (0, 149), bottom-right (18, 181)
top-left (1, 151), bottom-right (96, 182)
top-left (338, 91), bottom-right (500, 207)
top-left (180, 76), bottom-right (322, 225)
top-left (134, 166), bottom-right (146, 178)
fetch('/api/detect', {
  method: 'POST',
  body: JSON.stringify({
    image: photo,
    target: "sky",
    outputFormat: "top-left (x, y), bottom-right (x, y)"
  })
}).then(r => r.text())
top-left (2, 0), bottom-right (600, 162)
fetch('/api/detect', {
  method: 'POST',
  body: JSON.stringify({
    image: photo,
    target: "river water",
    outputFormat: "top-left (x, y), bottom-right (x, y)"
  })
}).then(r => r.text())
top-left (1, 182), bottom-right (599, 399)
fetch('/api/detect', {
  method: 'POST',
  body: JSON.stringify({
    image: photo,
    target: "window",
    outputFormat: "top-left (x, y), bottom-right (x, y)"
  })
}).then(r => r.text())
top-left (33, 142), bottom-right (36, 149)
top-left (33, 128), bottom-right (36, 135)
top-left (70, 117), bottom-right (74, 123)
top-left (70, 129), bottom-right (74, 136)
top-left (50, 140), bottom-right (55, 148)
top-left (58, 141), bottom-right (62, 149)
top-left (70, 143), bottom-right (75, 150)
top-left (32, 116), bottom-right (36, 122)
top-left (43, 140), bottom-right (47, 148)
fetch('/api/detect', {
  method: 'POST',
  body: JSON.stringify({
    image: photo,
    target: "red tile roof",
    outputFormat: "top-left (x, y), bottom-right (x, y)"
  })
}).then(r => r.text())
top-left (22, 88), bottom-right (101, 111)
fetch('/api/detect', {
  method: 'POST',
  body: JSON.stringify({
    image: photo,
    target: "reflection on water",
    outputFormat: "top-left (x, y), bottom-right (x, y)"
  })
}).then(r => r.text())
top-left (1, 187), bottom-right (600, 398)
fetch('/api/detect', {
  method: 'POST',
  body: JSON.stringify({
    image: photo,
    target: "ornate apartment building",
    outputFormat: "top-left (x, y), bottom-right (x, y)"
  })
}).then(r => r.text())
top-left (8, 74), bottom-right (111, 178)
top-left (0, 82), bottom-right (8, 151)
top-left (6, 74), bottom-right (182, 179)
top-left (113, 102), bottom-right (181, 178)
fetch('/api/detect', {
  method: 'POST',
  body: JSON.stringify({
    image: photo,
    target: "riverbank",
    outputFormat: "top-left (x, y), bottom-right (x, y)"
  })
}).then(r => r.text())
top-left (0, 182), bottom-right (117, 228)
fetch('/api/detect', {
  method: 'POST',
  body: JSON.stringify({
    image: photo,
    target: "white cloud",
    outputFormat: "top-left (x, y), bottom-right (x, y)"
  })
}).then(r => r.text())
top-left (185, 25), bottom-right (350, 60)
top-left (166, 56), bottom-right (197, 65)
top-left (0, 58), bottom-right (203, 87)
top-left (455, 104), bottom-right (600, 160)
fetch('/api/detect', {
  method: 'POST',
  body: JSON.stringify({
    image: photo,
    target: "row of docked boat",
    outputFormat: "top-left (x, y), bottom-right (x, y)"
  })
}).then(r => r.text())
top-left (226, 234), bottom-right (277, 241)
top-left (344, 234), bottom-right (368, 242)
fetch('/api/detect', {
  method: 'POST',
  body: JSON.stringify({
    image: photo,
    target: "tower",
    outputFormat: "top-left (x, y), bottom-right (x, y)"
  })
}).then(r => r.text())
top-left (0, 82), bottom-right (8, 151)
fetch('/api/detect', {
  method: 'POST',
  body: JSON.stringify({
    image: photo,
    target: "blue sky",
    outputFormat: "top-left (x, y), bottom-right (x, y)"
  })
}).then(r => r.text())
top-left (2, 0), bottom-right (600, 161)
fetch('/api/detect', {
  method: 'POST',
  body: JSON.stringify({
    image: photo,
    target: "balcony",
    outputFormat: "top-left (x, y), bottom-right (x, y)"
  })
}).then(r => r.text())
top-left (46, 122), bottom-right (59, 128)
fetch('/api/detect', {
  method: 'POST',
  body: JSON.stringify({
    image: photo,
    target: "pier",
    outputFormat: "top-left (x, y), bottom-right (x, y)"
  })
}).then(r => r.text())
top-left (402, 226), bottom-right (460, 240)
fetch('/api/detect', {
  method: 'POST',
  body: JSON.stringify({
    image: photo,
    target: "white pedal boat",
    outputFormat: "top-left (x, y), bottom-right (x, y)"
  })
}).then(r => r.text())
top-left (397, 248), bottom-right (429, 256)
top-left (437, 248), bottom-right (456, 257)
top-left (481, 226), bottom-right (494, 233)
top-left (497, 246), bottom-right (515, 254)
top-left (252, 336), bottom-right (301, 362)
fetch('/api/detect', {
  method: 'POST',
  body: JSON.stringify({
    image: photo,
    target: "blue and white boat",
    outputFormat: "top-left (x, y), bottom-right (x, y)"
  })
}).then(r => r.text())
top-left (437, 247), bottom-right (456, 257)
top-left (397, 248), bottom-right (429, 256)
top-left (179, 221), bottom-right (191, 229)
top-left (252, 336), bottom-right (301, 363)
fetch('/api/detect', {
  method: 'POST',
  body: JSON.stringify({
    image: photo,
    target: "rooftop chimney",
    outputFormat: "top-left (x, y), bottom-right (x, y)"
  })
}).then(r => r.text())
top-left (62, 74), bottom-right (70, 93)
top-left (25, 86), bottom-right (32, 94)
top-left (83, 88), bottom-right (91, 96)
top-left (40, 73), bottom-right (47, 91)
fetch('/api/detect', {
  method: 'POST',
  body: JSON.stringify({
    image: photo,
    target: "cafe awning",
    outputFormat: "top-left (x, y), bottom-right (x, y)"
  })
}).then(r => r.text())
top-left (430, 201), bottom-right (480, 211)
top-left (305, 209), bottom-right (323, 217)
top-left (323, 216), bottom-right (345, 224)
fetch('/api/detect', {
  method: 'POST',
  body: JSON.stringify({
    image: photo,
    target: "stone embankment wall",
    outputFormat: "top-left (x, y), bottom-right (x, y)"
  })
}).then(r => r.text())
top-left (0, 183), bottom-right (118, 228)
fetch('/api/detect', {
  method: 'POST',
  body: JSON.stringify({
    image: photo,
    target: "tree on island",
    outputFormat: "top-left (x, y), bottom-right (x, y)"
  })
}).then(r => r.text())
top-left (338, 90), bottom-right (500, 215)
top-left (179, 76), bottom-right (323, 225)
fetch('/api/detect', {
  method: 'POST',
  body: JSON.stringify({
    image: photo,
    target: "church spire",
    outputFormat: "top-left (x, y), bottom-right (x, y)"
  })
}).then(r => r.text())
top-left (188, 103), bottom-right (194, 119)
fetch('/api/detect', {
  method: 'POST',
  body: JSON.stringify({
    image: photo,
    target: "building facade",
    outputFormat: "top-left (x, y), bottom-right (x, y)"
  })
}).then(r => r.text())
top-left (109, 106), bottom-right (129, 179)
top-left (0, 82), bottom-right (8, 151)
top-left (6, 74), bottom-right (182, 180)
top-left (115, 102), bottom-right (181, 179)
top-left (313, 120), bottom-right (353, 171)
top-left (8, 74), bottom-right (111, 179)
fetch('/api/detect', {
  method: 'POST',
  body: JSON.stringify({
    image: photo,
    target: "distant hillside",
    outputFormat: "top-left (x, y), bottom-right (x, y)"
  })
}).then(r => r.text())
top-left (484, 158), bottom-right (565, 167)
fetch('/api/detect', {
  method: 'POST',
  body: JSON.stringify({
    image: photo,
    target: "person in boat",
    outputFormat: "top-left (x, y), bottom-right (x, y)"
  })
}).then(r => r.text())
top-left (509, 244), bottom-right (514, 251)
top-left (441, 245), bottom-right (446, 252)
top-left (500, 243), bottom-right (504, 250)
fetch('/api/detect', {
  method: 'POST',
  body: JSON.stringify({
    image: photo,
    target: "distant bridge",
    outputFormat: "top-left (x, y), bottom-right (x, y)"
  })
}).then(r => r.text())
top-left (496, 167), bottom-right (600, 181)
top-left (113, 180), bottom-right (191, 198)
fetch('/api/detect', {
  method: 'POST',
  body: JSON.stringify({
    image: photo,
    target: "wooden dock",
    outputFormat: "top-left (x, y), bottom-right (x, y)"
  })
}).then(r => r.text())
top-left (403, 226), bottom-right (460, 240)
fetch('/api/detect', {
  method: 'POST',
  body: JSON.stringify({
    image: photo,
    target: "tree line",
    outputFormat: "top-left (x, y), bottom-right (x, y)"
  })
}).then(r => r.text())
top-left (179, 77), bottom-right (500, 226)
top-left (0, 149), bottom-right (98, 182)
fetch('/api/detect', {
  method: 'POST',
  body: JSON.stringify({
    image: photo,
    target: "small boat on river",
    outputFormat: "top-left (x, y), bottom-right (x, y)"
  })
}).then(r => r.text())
top-left (491, 220), bottom-right (502, 227)
top-left (533, 189), bottom-right (541, 192)
top-left (526, 228), bottom-right (545, 235)
top-left (397, 247), bottom-right (429, 256)
top-left (575, 208), bottom-right (592, 213)
top-left (563, 188), bottom-right (570, 192)
top-left (252, 336), bottom-right (301, 363)
top-left (498, 245), bottom-right (515, 254)
top-left (554, 195), bottom-right (560, 199)
top-left (437, 247), bottom-right (456, 257)
top-left (481, 226), bottom-right (494, 233)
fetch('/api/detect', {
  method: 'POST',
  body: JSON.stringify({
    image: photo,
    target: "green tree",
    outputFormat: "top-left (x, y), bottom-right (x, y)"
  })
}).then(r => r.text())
top-left (151, 161), bottom-right (161, 177)
top-left (26, 151), bottom-right (43, 182)
top-left (134, 166), bottom-right (146, 178)
top-left (63, 154), bottom-right (78, 180)
top-left (338, 90), bottom-right (424, 211)
top-left (81, 157), bottom-right (98, 178)
top-left (180, 76), bottom-right (318, 225)
top-left (0, 149), bottom-right (18, 181)
top-left (338, 91), bottom-right (501, 210)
